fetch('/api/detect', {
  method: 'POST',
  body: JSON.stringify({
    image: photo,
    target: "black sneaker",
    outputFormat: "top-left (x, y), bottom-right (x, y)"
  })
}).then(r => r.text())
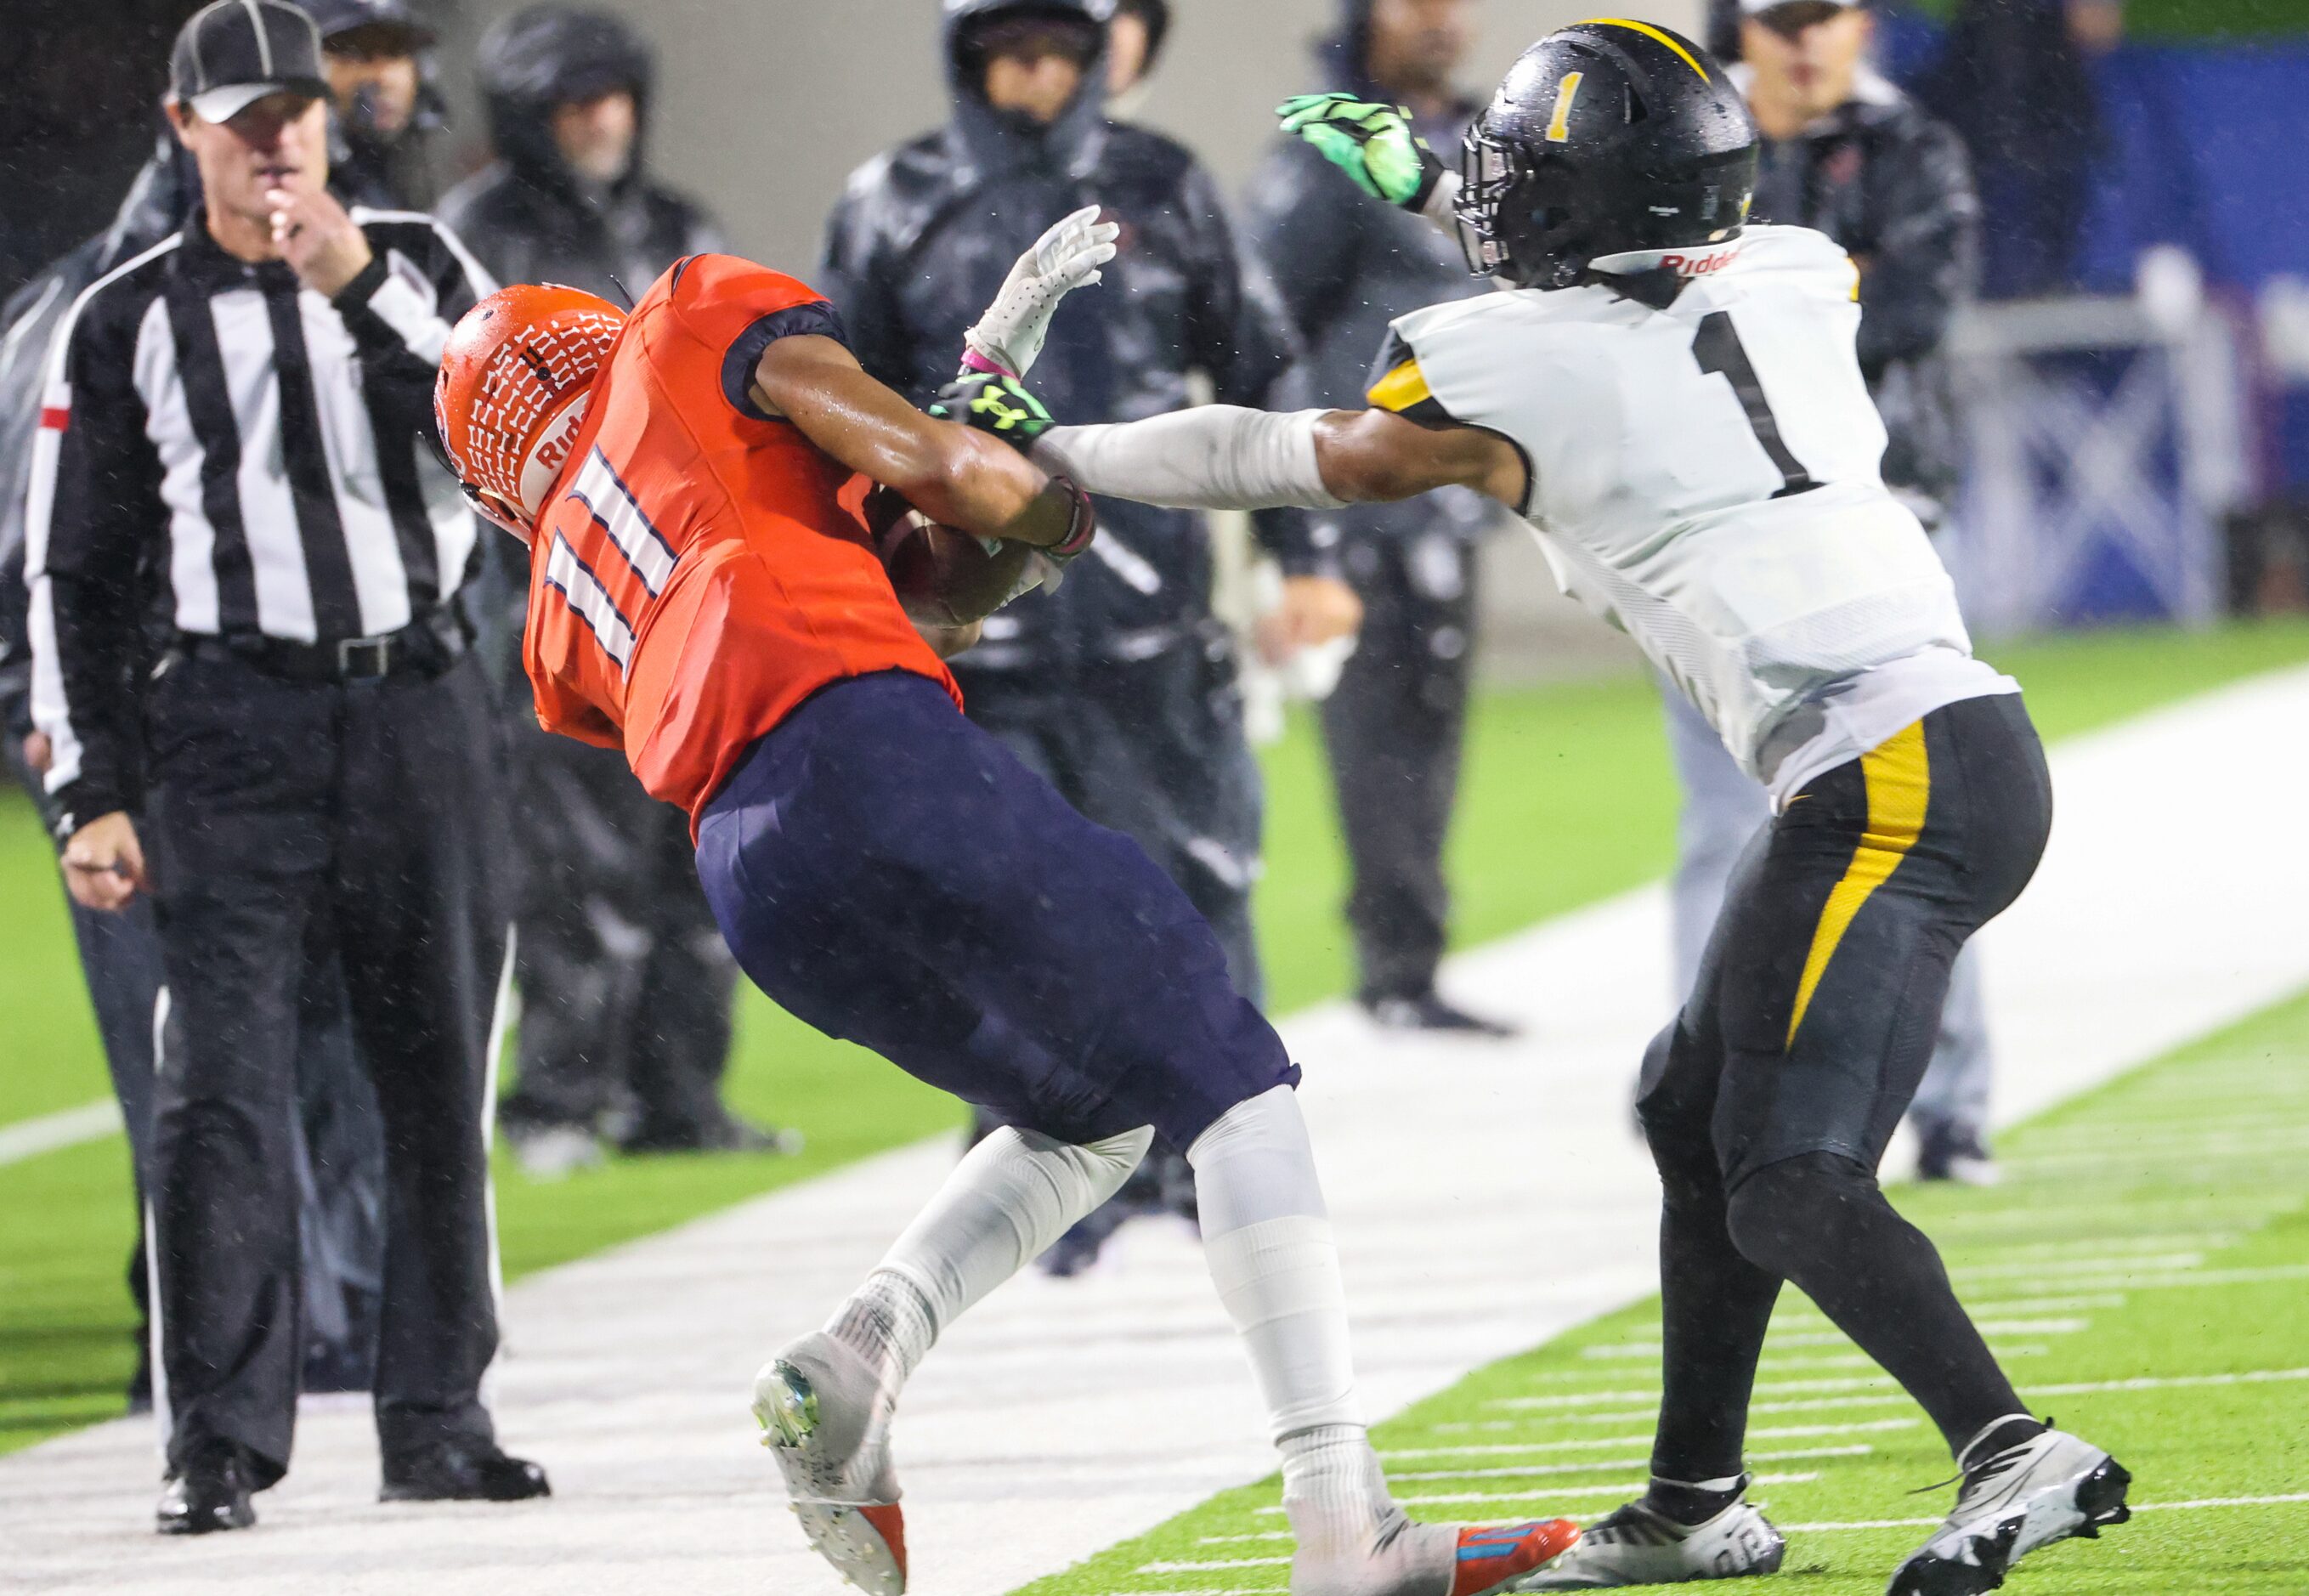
top-left (157, 1443), bottom-right (257, 1536)
top-left (381, 1439), bottom-right (551, 1503)
top-left (1362, 992), bottom-right (1521, 1039)
top-left (1916, 1118), bottom-right (2001, 1186)
top-left (621, 1112), bottom-right (806, 1157)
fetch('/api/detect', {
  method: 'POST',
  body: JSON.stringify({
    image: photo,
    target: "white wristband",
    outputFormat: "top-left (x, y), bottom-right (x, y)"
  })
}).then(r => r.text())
top-left (1033, 408), bottom-right (1344, 512)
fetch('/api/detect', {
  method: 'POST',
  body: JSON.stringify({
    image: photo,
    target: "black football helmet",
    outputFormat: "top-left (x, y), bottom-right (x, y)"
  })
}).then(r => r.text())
top-left (1454, 20), bottom-right (1758, 290)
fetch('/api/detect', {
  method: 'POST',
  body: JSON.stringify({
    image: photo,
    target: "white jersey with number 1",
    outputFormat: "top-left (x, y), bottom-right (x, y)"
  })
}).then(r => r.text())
top-left (1370, 223), bottom-right (2014, 804)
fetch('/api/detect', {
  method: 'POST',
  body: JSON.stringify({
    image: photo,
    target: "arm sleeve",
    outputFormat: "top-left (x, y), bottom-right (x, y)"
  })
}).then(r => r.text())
top-left (1855, 119), bottom-right (1979, 373)
top-left (816, 178), bottom-right (916, 395)
top-left (27, 291), bottom-right (166, 835)
top-left (1033, 407), bottom-right (1344, 512)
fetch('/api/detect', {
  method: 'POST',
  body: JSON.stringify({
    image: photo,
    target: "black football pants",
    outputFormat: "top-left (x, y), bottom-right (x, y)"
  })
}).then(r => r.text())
top-left (1635, 693), bottom-right (2054, 1474)
top-left (143, 649), bottom-right (512, 1486)
top-left (1319, 535), bottom-right (1477, 1004)
top-left (501, 726), bottom-right (738, 1146)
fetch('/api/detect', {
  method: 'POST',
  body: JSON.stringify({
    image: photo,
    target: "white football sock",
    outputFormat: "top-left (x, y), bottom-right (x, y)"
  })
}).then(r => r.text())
top-left (824, 1123), bottom-right (1152, 1389)
top-left (1191, 1087), bottom-right (1455, 1594)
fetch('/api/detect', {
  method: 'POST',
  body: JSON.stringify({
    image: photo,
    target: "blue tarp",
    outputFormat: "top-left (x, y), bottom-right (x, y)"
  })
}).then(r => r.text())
top-left (1877, 19), bottom-right (2309, 295)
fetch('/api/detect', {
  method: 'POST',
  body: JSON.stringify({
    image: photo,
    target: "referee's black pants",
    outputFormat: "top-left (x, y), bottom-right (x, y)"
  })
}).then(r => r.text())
top-left (144, 648), bottom-right (512, 1486)
top-left (1319, 534), bottom-right (1477, 1005)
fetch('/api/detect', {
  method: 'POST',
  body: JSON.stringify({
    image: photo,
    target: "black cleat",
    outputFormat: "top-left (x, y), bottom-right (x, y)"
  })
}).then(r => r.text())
top-left (380, 1438), bottom-right (551, 1503)
top-left (1362, 992), bottom-right (1522, 1039)
top-left (157, 1444), bottom-right (257, 1536)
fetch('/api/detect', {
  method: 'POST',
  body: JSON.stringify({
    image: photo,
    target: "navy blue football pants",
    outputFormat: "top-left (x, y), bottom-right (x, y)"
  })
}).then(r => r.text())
top-left (695, 671), bottom-right (1298, 1150)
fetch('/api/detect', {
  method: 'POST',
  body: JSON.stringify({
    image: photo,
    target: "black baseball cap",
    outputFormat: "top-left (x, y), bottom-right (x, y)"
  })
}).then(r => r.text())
top-left (170, 0), bottom-right (332, 124)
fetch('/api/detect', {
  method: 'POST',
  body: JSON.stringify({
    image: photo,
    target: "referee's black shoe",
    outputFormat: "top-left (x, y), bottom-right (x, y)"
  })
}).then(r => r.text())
top-left (156, 1442), bottom-right (257, 1535)
top-left (381, 1438), bottom-right (551, 1503)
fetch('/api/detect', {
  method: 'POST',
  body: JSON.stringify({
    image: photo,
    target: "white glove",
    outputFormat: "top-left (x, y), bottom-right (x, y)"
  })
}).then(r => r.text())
top-left (965, 205), bottom-right (1119, 378)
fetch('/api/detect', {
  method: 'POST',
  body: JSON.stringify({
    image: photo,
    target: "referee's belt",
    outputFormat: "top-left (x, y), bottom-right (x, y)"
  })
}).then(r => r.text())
top-left (169, 611), bottom-right (469, 685)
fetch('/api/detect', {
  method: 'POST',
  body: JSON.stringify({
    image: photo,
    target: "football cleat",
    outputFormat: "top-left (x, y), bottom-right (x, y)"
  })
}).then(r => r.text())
top-left (753, 1333), bottom-right (905, 1595)
top-left (1450, 1520), bottom-right (1586, 1595)
top-left (1886, 1428), bottom-right (2130, 1596)
top-left (1293, 1514), bottom-right (1581, 1596)
top-left (1508, 1491), bottom-right (1786, 1588)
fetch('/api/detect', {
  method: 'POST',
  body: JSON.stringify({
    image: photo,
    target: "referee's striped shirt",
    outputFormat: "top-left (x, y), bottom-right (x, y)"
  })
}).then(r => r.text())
top-left (25, 208), bottom-right (495, 835)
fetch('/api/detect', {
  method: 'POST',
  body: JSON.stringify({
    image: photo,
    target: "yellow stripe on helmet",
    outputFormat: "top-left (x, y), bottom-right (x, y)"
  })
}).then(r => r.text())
top-left (1575, 18), bottom-right (1711, 82)
top-left (1547, 71), bottom-right (1586, 142)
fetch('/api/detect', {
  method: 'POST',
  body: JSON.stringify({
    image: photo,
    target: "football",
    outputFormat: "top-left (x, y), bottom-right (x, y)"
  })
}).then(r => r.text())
top-left (869, 490), bottom-right (1036, 627)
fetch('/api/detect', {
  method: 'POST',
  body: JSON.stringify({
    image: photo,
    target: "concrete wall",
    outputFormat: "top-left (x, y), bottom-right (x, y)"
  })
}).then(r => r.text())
top-left (437, 0), bottom-right (1700, 286)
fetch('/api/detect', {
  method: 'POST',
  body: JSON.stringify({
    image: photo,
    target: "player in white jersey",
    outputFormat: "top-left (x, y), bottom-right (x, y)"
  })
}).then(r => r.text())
top-left (937, 20), bottom-right (2131, 1595)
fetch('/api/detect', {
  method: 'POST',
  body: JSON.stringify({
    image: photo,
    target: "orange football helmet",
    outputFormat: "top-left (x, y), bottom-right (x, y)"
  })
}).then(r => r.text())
top-left (434, 283), bottom-right (627, 541)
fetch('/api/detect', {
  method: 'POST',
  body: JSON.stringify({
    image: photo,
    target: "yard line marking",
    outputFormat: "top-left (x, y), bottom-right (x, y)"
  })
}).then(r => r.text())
top-left (1967, 1235), bottom-right (2238, 1259)
top-left (1779, 1491), bottom-right (2309, 1534)
top-left (1143, 1556), bottom-right (1290, 1572)
top-left (1259, 1480), bottom-right (1649, 1514)
top-left (1247, 1476), bottom-right (1825, 1517)
top-left (1950, 1253), bottom-right (2204, 1279)
top-left (1385, 1473), bottom-right (1825, 1510)
top-left (1383, 1434), bottom-right (1657, 1459)
top-left (1390, 1418), bottom-right (1922, 1459)
top-left (1389, 1444), bottom-right (1870, 1483)
top-left (1969, 1264), bottom-right (2309, 1293)
top-left (1198, 1531), bottom-right (1296, 1544)
top-left (0, 1098), bottom-right (122, 1167)
top-left (1491, 1367), bottom-right (2309, 1423)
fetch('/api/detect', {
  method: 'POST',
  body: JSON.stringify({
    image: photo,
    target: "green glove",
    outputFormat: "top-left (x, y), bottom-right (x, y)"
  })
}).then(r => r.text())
top-left (1277, 92), bottom-right (1446, 211)
top-left (929, 371), bottom-right (1056, 451)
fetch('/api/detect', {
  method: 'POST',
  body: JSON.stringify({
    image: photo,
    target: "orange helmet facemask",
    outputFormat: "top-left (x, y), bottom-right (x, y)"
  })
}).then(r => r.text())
top-left (434, 284), bottom-right (628, 543)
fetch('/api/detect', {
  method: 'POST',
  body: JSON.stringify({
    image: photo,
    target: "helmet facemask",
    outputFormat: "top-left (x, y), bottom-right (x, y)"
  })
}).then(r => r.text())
top-left (1454, 111), bottom-right (1595, 291)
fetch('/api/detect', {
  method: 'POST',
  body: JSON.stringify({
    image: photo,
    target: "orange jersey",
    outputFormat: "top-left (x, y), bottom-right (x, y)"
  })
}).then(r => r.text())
top-left (521, 254), bottom-right (959, 823)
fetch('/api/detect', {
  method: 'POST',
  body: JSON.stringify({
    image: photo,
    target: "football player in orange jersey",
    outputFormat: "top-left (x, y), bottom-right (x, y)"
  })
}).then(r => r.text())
top-left (433, 219), bottom-right (1577, 1596)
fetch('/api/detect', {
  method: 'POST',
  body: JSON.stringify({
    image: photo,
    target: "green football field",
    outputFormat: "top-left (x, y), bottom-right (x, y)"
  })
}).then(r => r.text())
top-left (4, 618), bottom-right (2309, 1466)
top-left (1012, 988), bottom-right (2309, 1596)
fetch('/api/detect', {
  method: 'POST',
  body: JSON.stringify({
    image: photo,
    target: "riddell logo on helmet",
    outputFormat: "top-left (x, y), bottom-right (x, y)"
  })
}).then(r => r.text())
top-left (1660, 246), bottom-right (1742, 278)
top-left (518, 393), bottom-right (595, 520)
top-left (534, 404), bottom-right (587, 477)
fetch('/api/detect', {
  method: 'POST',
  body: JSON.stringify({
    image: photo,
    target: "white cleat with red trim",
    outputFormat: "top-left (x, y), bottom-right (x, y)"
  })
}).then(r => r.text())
top-left (753, 1333), bottom-right (906, 1595)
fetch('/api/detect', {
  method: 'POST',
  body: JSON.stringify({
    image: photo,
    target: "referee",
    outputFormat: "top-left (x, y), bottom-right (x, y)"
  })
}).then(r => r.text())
top-left (26, 0), bottom-right (544, 1532)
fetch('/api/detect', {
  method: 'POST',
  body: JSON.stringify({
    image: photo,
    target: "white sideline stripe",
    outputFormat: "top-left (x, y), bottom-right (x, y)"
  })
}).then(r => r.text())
top-left (8, 664), bottom-right (2309, 1595)
top-left (1144, 1556), bottom-right (1290, 1572)
top-left (1779, 1491), bottom-right (2309, 1534)
top-left (0, 1098), bottom-right (122, 1166)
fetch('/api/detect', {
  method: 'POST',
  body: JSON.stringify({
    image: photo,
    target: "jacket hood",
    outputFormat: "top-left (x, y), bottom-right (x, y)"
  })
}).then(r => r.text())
top-left (941, 0), bottom-right (1114, 181)
top-left (110, 129), bottom-right (203, 269)
top-left (1310, 0), bottom-right (1477, 127)
top-left (478, 6), bottom-right (654, 204)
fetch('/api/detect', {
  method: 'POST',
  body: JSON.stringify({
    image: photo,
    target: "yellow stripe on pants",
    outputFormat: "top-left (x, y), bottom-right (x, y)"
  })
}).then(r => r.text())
top-left (1785, 721), bottom-right (1932, 1048)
